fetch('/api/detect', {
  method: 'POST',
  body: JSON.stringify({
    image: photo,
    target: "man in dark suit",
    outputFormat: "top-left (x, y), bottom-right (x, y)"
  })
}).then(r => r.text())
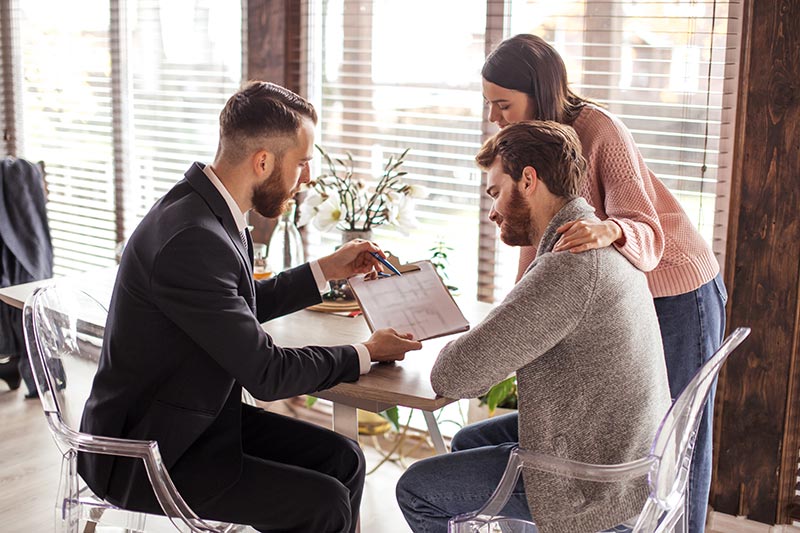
top-left (78, 81), bottom-right (422, 533)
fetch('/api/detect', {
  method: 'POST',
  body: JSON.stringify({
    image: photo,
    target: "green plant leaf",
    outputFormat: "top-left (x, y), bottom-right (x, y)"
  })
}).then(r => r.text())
top-left (482, 376), bottom-right (516, 414)
top-left (379, 406), bottom-right (400, 431)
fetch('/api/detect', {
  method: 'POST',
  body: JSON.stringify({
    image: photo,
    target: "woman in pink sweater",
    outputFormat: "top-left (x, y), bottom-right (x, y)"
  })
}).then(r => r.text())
top-left (477, 34), bottom-right (728, 533)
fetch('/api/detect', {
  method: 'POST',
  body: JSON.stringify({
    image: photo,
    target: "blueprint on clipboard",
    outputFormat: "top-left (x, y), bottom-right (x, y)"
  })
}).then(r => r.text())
top-left (347, 260), bottom-right (469, 341)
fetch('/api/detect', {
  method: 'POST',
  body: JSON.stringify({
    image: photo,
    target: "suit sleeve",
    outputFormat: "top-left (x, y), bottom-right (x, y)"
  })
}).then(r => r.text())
top-left (253, 264), bottom-right (323, 323)
top-left (149, 225), bottom-right (360, 401)
top-left (431, 252), bottom-right (596, 399)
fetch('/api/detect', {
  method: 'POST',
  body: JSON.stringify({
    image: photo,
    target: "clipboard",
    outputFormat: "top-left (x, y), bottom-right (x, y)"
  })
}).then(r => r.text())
top-left (347, 260), bottom-right (470, 341)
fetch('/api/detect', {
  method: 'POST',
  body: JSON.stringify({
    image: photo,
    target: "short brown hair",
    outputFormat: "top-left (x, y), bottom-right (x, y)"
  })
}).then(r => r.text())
top-left (475, 121), bottom-right (586, 198)
top-left (217, 81), bottom-right (317, 162)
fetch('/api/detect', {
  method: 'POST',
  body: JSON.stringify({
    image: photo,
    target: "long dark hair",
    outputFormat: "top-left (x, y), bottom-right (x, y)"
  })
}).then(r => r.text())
top-left (482, 34), bottom-right (591, 124)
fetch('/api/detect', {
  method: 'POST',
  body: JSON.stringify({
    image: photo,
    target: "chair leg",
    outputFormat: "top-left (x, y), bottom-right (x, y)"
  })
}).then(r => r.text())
top-left (57, 451), bottom-right (81, 533)
top-left (82, 507), bottom-right (104, 533)
top-left (122, 511), bottom-right (147, 532)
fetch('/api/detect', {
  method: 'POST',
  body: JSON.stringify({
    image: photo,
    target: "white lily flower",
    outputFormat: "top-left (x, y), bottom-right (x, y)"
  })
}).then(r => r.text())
top-left (389, 196), bottom-right (418, 236)
top-left (405, 184), bottom-right (428, 199)
top-left (297, 191), bottom-right (326, 227)
top-left (313, 197), bottom-right (345, 232)
top-left (386, 190), bottom-right (403, 204)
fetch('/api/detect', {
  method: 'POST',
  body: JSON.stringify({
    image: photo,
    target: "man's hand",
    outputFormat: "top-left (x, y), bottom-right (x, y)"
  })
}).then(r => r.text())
top-left (553, 219), bottom-right (624, 254)
top-left (317, 239), bottom-right (387, 280)
top-left (363, 328), bottom-right (423, 363)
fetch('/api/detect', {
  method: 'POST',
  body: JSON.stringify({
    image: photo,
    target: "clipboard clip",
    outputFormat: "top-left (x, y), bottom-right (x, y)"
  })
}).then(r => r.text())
top-left (366, 263), bottom-right (421, 281)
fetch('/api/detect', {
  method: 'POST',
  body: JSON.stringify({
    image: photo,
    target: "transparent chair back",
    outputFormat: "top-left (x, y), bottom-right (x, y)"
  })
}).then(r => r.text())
top-left (23, 284), bottom-right (243, 532)
top-left (448, 327), bottom-right (751, 533)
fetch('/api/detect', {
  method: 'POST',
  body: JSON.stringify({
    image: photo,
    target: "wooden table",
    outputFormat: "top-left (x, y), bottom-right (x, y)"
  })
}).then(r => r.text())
top-left (0, 269), bottom-right (117, 310)
top-left (263, 299), bottom-right (492, 453)
top-left (0, 268), bottom-right (493, 454)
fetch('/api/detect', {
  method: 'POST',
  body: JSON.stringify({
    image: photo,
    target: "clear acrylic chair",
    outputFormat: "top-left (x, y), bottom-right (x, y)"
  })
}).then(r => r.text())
top-left (23, 284), bottom-right (245, 532)
top-left (448, 327), bottom-right (751, 533)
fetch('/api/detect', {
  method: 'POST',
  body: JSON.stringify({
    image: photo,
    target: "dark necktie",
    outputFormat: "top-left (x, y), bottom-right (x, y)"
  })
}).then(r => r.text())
top-left (243, 228), bottom-right (254, 267)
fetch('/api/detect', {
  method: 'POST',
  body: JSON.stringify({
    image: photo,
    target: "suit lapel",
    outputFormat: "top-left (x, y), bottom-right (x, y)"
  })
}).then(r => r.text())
top-left (184, 163), bottom-right (254, 281)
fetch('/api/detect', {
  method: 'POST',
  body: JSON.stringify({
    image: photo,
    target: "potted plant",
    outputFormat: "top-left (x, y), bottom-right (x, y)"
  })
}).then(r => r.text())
top-left (297, 146), bottom-right (427, 239)
top-left (468, 376), bottom-right (518, 423)
top-left (429, 239), bottom-right (458, 293)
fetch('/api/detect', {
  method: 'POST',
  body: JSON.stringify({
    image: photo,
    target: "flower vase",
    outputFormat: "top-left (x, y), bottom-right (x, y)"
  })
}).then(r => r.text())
top-left (267, 200), bottom-right (305, 272)
top-left (340, 229), bottom-right (373, 244)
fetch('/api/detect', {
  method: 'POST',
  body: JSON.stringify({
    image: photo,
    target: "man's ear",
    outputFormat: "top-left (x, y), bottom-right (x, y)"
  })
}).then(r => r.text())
top-left (521, 165), bottom-right (538, 196)
top-left (254, 150), bottom-right (276, 177)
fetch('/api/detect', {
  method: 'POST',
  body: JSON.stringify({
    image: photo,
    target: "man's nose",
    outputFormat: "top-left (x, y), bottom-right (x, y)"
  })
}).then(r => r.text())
top-left (299, 163), bottom-right (311, 184)
top-left (489, 205), bottom-right (499, 223)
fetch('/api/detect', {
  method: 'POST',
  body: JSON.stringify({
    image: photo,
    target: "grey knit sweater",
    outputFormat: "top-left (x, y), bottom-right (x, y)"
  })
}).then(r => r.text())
top-left (432, 197), bottom-right (671, 533)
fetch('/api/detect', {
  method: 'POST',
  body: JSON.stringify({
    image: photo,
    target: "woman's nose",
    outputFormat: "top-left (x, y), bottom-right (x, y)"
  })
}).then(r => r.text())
top-left (487, 104), bottom-right (502, 125)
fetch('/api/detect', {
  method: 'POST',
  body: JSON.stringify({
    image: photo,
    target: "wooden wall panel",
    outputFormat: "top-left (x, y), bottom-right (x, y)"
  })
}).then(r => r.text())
top-left (711, 0), bottom-right (800, 525)
top-left (245, 0), bottom-right (302, 245)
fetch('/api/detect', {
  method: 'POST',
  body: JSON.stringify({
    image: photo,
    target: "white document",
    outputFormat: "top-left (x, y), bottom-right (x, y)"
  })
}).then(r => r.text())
top-left (347, 260), bottom-right (469, 341)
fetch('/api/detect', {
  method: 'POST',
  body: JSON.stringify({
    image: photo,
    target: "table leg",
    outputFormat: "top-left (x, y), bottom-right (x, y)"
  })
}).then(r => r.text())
top-left (332, 402), bottom-right (359, 443)
top-left (422, 410), bottom-right (448, 454)
top-left (331, 403), bottom-right (360, 533)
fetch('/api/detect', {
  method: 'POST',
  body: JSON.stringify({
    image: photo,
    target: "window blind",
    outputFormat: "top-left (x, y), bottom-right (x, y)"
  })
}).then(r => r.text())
top-left (304, 0), bottom-right (488, 300)
top-left (305, 0), bottom-right (740, 302)
top-left (127, 0), bottom-right (242, 223)
top-left (1, 0), bottom-right (22, 158)
top-left (13, 0), bottom-right (241, 275)
top-left (484, 0), bottom-right (742, 300)
top-left (0, 0), bottom-right (9, 156)
top-left (18, 0), bottom-right (117, 275)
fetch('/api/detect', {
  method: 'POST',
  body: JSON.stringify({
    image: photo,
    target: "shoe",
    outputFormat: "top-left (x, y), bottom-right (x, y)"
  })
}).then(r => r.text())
top-left (0, 360), bottom-right (22, 391)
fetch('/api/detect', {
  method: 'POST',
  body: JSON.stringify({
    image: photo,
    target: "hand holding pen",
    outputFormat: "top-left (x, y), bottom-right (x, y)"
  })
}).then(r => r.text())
top-left (318, 239), bottom-right (396, 280)
top-left (369, 252), bottom-right (403, 276)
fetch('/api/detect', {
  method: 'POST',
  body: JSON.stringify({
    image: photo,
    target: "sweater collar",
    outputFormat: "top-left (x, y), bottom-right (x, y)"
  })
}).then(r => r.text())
top-left (535, 197), bottom-right (598, 258)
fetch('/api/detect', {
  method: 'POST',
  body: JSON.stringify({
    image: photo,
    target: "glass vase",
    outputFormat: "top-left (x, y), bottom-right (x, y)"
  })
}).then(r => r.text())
top-left (267, 200), bottom-right (305, 272)
top-left (340, 229), bottom-right (373, 244)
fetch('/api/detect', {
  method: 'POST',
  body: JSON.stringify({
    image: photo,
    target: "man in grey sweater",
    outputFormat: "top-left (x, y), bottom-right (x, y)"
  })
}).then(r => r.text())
top-left (396, 121), bottom-right (671, 533)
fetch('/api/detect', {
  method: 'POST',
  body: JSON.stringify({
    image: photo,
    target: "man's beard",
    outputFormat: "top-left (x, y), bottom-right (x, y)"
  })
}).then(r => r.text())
top-left (252, 164), bottom-right (292, 218)
top-left (498, 186), bottom-right (536, 247)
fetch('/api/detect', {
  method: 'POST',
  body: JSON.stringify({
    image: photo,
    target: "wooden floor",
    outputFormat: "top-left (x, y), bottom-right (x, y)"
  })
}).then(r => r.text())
top-left (2, 383), bottom-right (790, 533)
top-left (0, 385), bottom-right (418, 533)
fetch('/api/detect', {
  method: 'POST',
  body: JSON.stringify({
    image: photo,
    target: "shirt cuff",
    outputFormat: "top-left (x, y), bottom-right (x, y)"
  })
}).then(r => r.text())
top-left (309, 260), bottom-right (330, 294)
top-left (353, 343), bottom-right (372, 375)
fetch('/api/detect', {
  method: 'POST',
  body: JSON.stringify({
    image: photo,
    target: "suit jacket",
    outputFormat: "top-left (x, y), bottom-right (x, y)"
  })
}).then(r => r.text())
top-left (78, 162), bottom-right (360, 511)
top-left (0, 157), bottom-right (52, 383)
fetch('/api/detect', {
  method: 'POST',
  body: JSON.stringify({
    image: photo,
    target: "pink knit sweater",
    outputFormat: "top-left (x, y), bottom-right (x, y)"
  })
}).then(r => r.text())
top-left (517, 105), bottom-right (719, 298)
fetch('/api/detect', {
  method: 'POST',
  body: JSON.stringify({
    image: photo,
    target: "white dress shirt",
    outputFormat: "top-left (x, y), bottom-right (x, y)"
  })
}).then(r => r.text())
top-left (201, 164), bottom-right (371, 374)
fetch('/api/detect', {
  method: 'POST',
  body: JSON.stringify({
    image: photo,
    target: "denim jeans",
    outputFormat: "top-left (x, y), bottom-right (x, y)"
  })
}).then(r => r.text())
top-left (654, 272), bottom-right (727, 533)
top-left (396, 413), bottom-right (530, 533)
top-left (396, 413), bottom-right (633, 533)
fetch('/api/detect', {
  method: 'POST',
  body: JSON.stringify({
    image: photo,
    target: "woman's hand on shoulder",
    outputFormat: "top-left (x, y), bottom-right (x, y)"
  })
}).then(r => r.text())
top-left (554, 219), bottom-right (624, 254)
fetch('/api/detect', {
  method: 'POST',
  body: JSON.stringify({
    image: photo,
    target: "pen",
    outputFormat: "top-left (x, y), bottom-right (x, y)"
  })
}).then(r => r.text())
top-left (369, 252), bottom-right (402, 276)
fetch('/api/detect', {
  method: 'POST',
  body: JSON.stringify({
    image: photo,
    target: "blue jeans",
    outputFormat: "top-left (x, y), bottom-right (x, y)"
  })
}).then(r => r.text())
top-left (396, 413), bottom-right (531, 533)
top-left (396, 413), bottom-right (633, 533)
top-left (654, 272), bottom-right (727, 533)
